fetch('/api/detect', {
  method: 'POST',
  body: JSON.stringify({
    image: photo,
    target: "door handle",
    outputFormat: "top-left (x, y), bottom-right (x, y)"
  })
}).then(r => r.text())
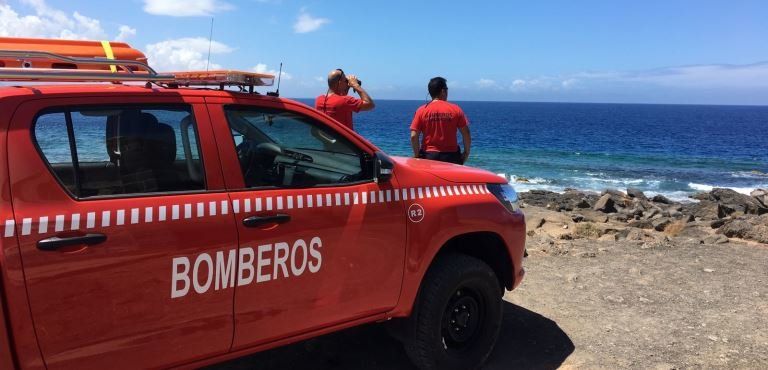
top-left (37, 233), bottom-right (107, 251)
top-left (242, 214), bottom-right (291, 228)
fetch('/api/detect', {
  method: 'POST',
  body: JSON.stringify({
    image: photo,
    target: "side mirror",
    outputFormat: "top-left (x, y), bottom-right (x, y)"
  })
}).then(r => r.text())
top-left (374, 151), bottom-right (394, 183)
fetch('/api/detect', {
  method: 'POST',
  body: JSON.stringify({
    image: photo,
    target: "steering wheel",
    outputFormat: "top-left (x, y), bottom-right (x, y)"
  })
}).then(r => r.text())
top-left (236, 141), bottom-right (285, 185)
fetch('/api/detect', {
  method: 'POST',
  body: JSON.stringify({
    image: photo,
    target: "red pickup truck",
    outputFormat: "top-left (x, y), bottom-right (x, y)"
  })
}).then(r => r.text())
top-left (0, 38), bottom-right (525, 370)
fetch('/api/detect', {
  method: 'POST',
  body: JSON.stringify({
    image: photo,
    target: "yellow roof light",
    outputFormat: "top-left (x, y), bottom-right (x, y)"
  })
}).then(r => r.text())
top-left (170, 70), bottom-right (274, 87)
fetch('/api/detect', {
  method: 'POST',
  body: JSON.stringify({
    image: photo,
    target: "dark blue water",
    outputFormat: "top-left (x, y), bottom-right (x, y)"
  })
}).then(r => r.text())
top-left (299, 99), bottom-right (768, 201)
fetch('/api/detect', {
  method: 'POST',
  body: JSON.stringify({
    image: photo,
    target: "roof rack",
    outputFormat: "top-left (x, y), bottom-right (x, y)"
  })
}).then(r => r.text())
top-left (0, 50), bottom-right (174, 82)
top-left (0, 37), bottom-right (276, 91)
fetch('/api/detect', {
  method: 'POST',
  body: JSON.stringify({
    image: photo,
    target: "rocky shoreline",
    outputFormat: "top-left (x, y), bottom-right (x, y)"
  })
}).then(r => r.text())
top-left (519, 187), bottom-right (768, 246)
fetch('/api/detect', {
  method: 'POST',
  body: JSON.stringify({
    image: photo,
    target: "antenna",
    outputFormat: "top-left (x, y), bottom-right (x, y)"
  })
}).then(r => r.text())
top-left (267, 62), bottom-right (283, 97)
top-left (205, 17), bottom-right (214, 71)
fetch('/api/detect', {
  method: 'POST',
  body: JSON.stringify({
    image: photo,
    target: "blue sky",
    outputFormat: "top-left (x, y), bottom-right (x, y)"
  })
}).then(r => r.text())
top-left (1, 0), bottom-right (767, 104)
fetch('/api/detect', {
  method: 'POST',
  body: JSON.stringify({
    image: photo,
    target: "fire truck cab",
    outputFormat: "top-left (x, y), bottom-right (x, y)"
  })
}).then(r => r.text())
top-left (0, 38), bottom-right (525, 370)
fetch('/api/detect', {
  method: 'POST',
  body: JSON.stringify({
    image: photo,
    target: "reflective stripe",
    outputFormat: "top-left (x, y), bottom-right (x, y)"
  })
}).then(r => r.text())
top-left (102, 211), bottom-right (111, 226)
top-left (21, 218), bottom-right (31, 235)
top-left (4, 184), bottom-right (492, 238)
top-left (38, 216), bottom-right (48, 234)
top-left (55, 215), bottom-right (65, 231)
top-left (4, 220), bottom-right (14, 237)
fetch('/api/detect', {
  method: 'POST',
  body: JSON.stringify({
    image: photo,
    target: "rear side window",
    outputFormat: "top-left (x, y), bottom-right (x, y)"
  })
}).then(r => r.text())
top-left (34, 106), bottom-right (205, 198)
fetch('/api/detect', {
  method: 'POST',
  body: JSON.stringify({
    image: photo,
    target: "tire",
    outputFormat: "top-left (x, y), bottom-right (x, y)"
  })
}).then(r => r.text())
top-left (404, 253), bottom-right (503, 370)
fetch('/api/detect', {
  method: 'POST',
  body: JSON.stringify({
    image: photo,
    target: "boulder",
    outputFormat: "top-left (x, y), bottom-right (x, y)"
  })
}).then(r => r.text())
top-left (682, 200), bottom-right (719, 221)
top-left (618, 228), bottom-right (652, 241)
top-left (643, 208), bottom-right (661, 220)
top-left (519, 190), bottom-right (559, 208)
top-left (717, 220), bottom-right (753, 239)
top-left (602, 188), bottom-right (626, 198)
top-left (669, 223), bottom-right (709, 239)
top-left (593, 194), bottom-right (617, 213)
top-left (710, 218), bottom-right (728, 229)
top-left (651, 194), bottom-right (672, 204)
top-left (627, 188), bottom-right (647, 200)
top-left (562, 190), bottom-right (599, 210)
top-left (652, 217), bottom-right (672, 232)
top-left (709, 188), bottom-right (767, 215)
top-left (690, 192), bottom-right (710, 201)
top-left (751, 188), bottom-right (768, 207)
top-left (623, 208), bottom-right (644, 217)
top-left (714, 215), bottom-right (768, 243)
top-left (628, 219), bottom-right (654, 229)
top-left (520, 190), bottom-right (599, 212)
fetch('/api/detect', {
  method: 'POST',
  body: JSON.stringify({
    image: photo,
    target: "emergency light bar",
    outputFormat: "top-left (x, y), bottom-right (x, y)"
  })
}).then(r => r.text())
top-left (170, 70), bottom-right (274, 87)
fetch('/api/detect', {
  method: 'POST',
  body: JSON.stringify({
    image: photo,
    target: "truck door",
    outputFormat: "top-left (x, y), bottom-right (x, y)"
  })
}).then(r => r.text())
top-left (7, 97), bottom-right (238, 369)
top-left (206, 98), bottom-right (406, 348)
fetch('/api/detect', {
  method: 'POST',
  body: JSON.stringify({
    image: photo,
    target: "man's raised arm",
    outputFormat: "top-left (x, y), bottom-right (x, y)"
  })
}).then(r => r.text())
top-left (348, 75), bottom-right (375, 111)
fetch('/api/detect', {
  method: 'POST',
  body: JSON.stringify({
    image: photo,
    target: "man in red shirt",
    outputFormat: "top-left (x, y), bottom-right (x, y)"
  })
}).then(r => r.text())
top-left (410, 77), bottom-right (472, 165)
top-left (315, 68), bottom-right (375, 130)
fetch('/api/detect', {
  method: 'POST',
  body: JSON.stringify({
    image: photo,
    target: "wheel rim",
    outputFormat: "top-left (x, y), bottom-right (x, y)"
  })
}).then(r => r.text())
top-left (441, 286), bottom-right (484, 350)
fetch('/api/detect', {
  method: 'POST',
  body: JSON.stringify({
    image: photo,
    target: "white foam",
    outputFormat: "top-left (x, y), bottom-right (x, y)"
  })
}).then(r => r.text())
top-left (688, 183), bottom-right (760, 195)
top-left (645, 191), bottom-right (696, 203)
top-left (688, 183), bottom-right (713, 192)
top-left (509, 175), bottom-right (550, 185)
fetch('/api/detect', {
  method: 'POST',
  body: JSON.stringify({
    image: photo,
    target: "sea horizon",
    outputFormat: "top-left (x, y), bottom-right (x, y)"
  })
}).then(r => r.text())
top-left (290, 97), bottom-right (768, 108)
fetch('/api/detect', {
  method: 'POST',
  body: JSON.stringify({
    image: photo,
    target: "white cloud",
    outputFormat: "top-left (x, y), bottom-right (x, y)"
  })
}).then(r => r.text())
top-left (115, 25), bottom-right (136, 41)
top-left (0, 0), bottom-right (113, 40)
top-left (623, 63), bottom-right (768, 89)
top-left (561, 79), bottom-right (578, 88)
top-left (293, 9), bottom-right (329, 33)
top-left (143, 0), bottom-right (232, 17)
top-left (509, 78), bottom-right (556, 91)
top-left (145, 37), bottom-right (233, 71)
top-left (511, 79), bottom-right (526, 88)
top-left (252, 63), bottom-right (292, 80)
top-left (501, 62), bottom-right (768, 99)
top-left (476, 78), bottom-right (498, 88)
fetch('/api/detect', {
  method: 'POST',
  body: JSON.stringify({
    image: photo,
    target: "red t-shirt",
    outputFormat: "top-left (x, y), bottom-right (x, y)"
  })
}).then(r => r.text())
top-left (410, 100), bottom-right (469, 152)
top-left (315, 94), bottom-right (363, 130)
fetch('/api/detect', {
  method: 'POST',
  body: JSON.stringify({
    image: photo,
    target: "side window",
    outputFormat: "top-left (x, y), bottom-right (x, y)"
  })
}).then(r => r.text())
top-left (224, 106), bottom-right (370, 188)
top-left (34, 106), bottom-right (206, 198)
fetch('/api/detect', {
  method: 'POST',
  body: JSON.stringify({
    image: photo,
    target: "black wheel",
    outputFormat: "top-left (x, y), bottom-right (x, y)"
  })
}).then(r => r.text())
top-left (404, 254), bottom-right (503, 370)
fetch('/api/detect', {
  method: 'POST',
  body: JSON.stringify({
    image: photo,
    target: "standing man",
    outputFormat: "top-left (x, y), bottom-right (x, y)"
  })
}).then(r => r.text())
top-left (410, 77), bottom-right (471, 164)
top-left (315, 68), bottom-right (375, 130)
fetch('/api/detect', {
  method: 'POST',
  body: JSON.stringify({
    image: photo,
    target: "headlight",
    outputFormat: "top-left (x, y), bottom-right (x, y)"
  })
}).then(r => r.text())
top-left (488, 183), bottom-right (521, 214)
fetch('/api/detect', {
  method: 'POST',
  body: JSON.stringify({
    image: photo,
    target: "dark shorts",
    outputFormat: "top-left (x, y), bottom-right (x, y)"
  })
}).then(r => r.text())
top-left (420, 150), bottom-right (463, 165)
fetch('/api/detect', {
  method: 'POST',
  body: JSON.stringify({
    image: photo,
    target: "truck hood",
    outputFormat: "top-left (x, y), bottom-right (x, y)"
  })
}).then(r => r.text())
top-left (392, 156), bottom-right (507, 184)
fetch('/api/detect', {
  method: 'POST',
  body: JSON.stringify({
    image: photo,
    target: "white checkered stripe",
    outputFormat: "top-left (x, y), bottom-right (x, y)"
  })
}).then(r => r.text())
top-left (3, 184), bottom-right (490, 238)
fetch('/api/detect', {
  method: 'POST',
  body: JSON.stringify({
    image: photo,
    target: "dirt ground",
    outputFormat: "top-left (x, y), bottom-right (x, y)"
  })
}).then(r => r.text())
top-left (211, 209), bottom-right (768, 369)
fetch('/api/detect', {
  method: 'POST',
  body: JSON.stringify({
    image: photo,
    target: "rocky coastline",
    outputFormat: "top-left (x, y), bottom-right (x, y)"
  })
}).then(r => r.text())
top-left (519, 187), bottom-right (768, 246)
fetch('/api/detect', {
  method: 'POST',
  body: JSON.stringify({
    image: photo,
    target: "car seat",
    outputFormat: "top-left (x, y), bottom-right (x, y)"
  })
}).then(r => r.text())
top-left (109, 111), bottom-right (179, 193)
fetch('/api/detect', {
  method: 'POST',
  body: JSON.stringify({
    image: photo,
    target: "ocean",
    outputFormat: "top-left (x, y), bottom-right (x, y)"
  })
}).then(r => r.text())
top-left (299, 99), bottom-right (768, 202)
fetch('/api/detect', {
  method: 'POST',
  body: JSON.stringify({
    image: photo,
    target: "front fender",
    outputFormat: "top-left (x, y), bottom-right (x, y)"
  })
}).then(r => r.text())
top-left (389, 183), bottom-right (526, 318)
